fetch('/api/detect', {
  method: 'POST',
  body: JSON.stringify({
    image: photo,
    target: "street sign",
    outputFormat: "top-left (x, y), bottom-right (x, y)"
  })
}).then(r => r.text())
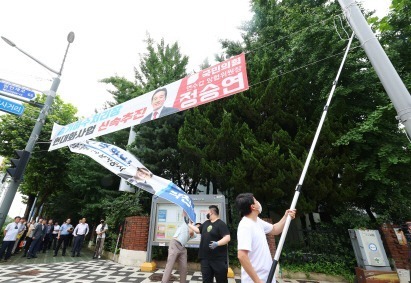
top-left (0, 79), bottom-right (36, 100)
top-left (0, 96), bottom-right (25, 116)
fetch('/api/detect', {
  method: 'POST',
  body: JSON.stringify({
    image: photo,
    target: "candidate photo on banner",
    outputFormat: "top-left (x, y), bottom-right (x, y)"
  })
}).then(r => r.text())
top-left (68, 140), bottom-right (196, 222)
top-left (49, 53), bottom-right (248, 151)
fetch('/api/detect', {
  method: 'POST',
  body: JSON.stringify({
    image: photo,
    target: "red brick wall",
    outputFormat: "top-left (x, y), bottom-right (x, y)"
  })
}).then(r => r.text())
top-left (121, 216), bottom-right (150, 251)
top-left (379, 223), bottom-right (409, 269)
top-left (263, 218), bottom-right (276, 257)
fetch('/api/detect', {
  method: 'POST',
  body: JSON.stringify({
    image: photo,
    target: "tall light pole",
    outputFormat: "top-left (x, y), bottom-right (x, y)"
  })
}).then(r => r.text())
top-left (0, 32), bottom-right (75, 228)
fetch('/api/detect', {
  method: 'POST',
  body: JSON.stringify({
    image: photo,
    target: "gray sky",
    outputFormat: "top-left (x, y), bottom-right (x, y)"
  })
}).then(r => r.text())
top-left (1, 0), bottom-right (391, 217)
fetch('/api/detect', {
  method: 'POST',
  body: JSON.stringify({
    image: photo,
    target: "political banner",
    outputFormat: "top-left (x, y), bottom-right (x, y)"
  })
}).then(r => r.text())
top-left (49, 53), bottom-right (248, 151)
top-left (68, 140), bottom-right (196, 222)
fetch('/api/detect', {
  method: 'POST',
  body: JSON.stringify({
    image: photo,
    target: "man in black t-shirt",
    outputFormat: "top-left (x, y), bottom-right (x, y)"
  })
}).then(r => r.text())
top-left (189, 205), bottom-right (231, 283)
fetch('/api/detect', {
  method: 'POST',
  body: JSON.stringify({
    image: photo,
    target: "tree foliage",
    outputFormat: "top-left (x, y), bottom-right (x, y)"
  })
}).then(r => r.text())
top-left (0, 95), bottom-right (77, 218)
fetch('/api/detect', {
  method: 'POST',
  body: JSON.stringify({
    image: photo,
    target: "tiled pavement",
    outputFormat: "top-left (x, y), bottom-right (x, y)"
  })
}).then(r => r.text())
top-left (0, 249), bottom-right (324, 283)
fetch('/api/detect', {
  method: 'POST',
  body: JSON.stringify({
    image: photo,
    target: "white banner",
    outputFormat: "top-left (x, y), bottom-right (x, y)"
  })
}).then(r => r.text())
top-left (49, 53), bottom-right (249, 151)
top-left (68, 140), bottom-right (196, 222)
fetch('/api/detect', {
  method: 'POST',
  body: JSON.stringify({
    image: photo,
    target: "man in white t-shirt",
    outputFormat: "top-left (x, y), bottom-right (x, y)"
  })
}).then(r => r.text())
top-left (0, 216), bottom-right (22, 262)
top-left (236, 193), bottom-right (296, 283)
top-left (93, 219), bottom-right (108, 259)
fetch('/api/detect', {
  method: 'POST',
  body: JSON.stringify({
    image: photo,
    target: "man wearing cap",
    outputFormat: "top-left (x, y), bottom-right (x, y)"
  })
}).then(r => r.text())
top-left (0, 216), bottom-right (22, 262)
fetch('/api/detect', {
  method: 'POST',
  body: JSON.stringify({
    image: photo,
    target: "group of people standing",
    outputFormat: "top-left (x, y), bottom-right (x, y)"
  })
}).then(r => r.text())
top-left (1, 216), bottom-right (108, 262)
top-left (161, 193), bottom-right (297, 283)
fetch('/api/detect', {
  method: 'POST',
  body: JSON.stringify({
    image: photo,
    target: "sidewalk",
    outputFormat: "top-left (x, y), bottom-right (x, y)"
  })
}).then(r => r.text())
top-left (0, 249), bottom-right (341, 282)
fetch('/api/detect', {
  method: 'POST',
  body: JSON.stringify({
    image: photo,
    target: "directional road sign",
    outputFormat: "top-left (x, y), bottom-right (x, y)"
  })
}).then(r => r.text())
top-left (0, 79), bottom-right (36, 100)
top-left (0, 96), bottom-right (25, 116)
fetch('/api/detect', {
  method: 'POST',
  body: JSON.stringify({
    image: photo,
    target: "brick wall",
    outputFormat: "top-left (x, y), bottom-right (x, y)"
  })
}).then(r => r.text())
top-left (121, 216), bottom-right (150, 251)
top-left (379, 223), bottom-right (409, 269)
top-left (263, 217), bottom-right (277, 258)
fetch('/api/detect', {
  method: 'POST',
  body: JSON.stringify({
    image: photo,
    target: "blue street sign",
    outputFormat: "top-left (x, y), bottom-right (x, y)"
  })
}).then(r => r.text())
top-left (0, 79), bottom-right (36, 100)
top-left (0, 96), bottom-right (25, 116)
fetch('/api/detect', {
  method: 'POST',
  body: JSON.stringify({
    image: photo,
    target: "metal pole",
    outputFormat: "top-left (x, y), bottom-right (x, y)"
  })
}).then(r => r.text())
top-left (0, 32), bottom-right (74, 228)
top-left (266, 32), bottom-right (355, 283)
top-left (338, 0), bottom-right (411, 137)
top-left (0, 78), bottom-right (59, 228)
top-left (28, 194), bottom-right (38, 221)
top-left (118, 127), bottom-right (137, 192)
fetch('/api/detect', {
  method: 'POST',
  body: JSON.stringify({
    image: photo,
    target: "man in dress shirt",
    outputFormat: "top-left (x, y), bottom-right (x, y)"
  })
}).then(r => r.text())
top-left (72, 217), bottom-right (89, 257)
top-left (140, 88), bottom-right (179, 123)
top-left (42, 219), bottom-right (54, 252)
top-left (0, 216), bottom-right (21, 262)
top-left (54, 218), bottom-right (73, 256)
top-left (161, 211), bottom-right (196, 283)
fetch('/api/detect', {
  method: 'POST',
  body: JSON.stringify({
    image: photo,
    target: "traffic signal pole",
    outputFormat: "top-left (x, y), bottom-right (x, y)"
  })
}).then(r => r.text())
top-left (0, 32), bottom-right (74, 228)
top-left (0, 77), bottom-right (59, 227)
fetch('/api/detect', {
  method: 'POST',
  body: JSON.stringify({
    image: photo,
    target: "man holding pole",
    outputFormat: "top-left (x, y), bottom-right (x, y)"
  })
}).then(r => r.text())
top-left (235, 193), bottom-right (296, 283)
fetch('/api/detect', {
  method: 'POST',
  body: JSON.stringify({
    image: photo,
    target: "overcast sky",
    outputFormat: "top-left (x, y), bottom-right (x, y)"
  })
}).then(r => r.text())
top-left (0, 0), bottom-right (391, 118)
top-left (1, 0), bottom-right (391, 217)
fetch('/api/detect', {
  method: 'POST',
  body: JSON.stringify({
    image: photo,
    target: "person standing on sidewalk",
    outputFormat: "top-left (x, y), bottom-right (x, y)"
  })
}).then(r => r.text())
top-left (22, 219), bottom-right (36, 257)
top-left (54, 218), bottom-right (73, 256)
top-left (188, 205), bottom-right (231, 283)
top-left (72, 217), bottom-right (89, 257)
top-left (42, 219), bottom-right (54, 253)
top-left (51, 221), bottom-right (60, 250)
top-left (27, 219), bottom-right (47, 259)
top-left (161, 211), bottom-right (196, 283)
top-left (93, 219), bottom-right (108, 259)
top-left (0, 216), bottom-right (22, 262)
top-left (235, 193), bottom-right (296, 283)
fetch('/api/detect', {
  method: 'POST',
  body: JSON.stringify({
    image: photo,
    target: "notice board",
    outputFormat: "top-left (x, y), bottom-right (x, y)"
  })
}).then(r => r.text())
top-left (146, 194), bottom-right (226, 261)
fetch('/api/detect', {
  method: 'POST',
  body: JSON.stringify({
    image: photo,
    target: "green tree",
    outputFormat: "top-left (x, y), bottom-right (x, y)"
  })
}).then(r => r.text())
top-left (0, 95), bottom-right (77, 219)
top-left (180, 0), bottom-right (411, 224)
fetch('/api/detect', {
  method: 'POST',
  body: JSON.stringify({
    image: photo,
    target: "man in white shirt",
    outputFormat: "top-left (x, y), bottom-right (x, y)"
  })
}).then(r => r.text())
top-left (236, 193), bottom-right (296, 283)
top-left (93, 219), bottom-right (108, 259)
top-left (0, 216), bottom-right (22, 261)
top-left (72, 217), bottom-right (89, 257)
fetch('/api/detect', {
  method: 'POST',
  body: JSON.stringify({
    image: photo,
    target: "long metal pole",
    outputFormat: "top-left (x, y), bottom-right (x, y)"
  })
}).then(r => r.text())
top-left (338, 0), bottom-right (411, 137)
top-left (0, 33), bottom-right (74, 228)
top-left (266, 32), bottom-right (355, 283)
top-left (0, 77), bottom-right (60, 228)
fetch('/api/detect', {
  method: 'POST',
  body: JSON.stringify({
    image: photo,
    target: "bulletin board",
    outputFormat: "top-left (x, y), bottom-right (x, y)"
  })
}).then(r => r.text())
top-left (146, 194), bottom-right (226, 261)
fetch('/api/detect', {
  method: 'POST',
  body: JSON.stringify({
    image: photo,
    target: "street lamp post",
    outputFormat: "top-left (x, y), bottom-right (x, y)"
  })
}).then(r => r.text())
top-left (0, 32), bottom-right (75, 228)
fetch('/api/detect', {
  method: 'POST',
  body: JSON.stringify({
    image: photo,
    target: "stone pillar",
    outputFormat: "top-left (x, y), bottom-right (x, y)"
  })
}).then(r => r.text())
top-left (118, 215), bottom-right (150, 267)
top-left (380, 223), bottom-right (410, 283)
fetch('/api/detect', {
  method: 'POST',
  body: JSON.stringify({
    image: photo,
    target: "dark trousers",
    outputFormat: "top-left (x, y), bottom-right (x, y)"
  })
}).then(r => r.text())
top-left (28, 238), bottom-right (42, 257)
top-left (72, 235), bottom-right (85, 256)
top-left (0, 241), bottom-right (16, 260)
top-left (51, 234), bottom-right (58, 250)
top-left (54, 235), bottom-right (70, 255)
top-left (200, 258), bottom-right (228, 283)
top-left (42, 235), bottom-right (52, 252)
top-left (23, 237), bottom-right (33, 256)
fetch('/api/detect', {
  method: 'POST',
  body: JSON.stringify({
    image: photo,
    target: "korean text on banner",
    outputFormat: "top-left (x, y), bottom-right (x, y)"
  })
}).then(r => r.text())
top-left (68, 140), bottom-right (196, 222)
top-left (49, 53), bottom-right (249, 151)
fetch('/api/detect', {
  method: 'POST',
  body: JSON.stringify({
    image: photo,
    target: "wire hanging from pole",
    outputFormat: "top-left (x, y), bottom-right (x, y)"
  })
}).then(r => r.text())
top-left (266, 31), bottom-right (355, 283)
